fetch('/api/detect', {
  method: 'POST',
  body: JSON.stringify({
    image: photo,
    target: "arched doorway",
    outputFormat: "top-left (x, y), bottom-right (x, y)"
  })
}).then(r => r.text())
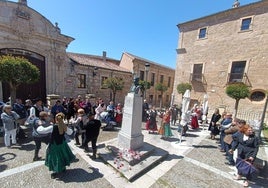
top-left (0, 48), bottom-right (46, 103)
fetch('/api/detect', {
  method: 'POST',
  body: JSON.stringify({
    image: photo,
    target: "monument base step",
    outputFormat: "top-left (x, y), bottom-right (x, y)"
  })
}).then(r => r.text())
top-left (98, 139), bottom-right (168, 182)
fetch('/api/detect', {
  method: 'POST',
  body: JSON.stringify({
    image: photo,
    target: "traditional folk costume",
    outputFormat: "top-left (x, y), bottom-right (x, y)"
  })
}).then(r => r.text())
top-left (145, 108), bottom-right (158, 133)
top-left (159, 110), bottom-right (173, 139)
top-left (44, 113), bottom-right (75, 179)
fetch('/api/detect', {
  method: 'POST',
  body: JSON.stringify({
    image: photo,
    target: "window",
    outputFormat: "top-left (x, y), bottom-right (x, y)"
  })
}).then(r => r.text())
top-left (101, 76), bottom-right (108, 88)
top-left (140, 70), bottom-right (145, 81)
top-left (168, 77), bottom-right (171, 87)
top-left (250, 91), bottom-right (266, 102)
top-left (160, 75), bottom-right (164, 83)
top-left (149, 95), bottom-right (153, 103)
top-left (151, 73), bottom-right (155, 86)
top-left (158, 95), bottom-right (162, 102)
top-left (229, 61), bottom-right (246, 82)
top-left (77, 74), bottom-right (86, 88)
top-left (166, 95), bottom-right (169, 103)
top-left (192, 64), bottom-right (203, 82)
top-left (198, 28), bottom-right (207, 39)
top-left (241, 18), bottom-right (252, 31)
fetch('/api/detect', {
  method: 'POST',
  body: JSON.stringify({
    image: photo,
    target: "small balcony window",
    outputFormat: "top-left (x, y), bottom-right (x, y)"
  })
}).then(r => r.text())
top-left (192, 64), bottom-right (203, 82)
top-left (229, 61), bottom-right (246, 83)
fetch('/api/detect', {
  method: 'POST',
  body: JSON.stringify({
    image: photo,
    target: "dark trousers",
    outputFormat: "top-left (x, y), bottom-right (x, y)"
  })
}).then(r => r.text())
top-left (74, 129), bottom-right (85, 145)
top-left (33, 135), bottom-right (50, 157)
top-left (83, 137), bottom-right (97, 153)
top-left (226, 143), bottom-right (235, 164)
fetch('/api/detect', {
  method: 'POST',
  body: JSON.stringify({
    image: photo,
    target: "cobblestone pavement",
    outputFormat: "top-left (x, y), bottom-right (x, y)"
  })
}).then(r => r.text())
top-left (0, 122), bottom-right (267, 188)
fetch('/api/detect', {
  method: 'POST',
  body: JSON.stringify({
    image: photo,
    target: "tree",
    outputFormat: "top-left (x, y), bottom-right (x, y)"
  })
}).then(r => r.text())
top-left (0, 55), bottom-right (40, 105)
top-left (155, 83), bottom-right (168, 109)
top-left (177, 83), bottom-right (192, 98)
top-left (102, 77), bottom-right (124, 102)
top-left (138, 80), bottom-right (151, 97)
top-left (225, 83), bottom-right (250, 118)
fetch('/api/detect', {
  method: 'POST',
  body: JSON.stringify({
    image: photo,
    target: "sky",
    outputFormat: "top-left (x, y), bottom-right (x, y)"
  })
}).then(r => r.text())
top-left (11, 0), bottom-right (260, 69)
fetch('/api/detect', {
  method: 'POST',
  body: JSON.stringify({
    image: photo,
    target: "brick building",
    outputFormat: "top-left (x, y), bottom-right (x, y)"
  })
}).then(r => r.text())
top-left (120, 52), bottom-right (175, 108)
top-left (173, 0), bottom-right (268, 121)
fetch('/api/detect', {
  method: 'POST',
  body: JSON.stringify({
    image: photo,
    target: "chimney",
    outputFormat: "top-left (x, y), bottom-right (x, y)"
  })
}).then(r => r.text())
top-left (18, 0), bottom-right (27, 6)
top-left (102, 51), bottom-right (107, 62)
top-left (232, 0), bottom-right (240, 8)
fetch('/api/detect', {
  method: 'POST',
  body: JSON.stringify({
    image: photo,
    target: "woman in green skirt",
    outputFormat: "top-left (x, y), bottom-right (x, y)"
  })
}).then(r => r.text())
top-left (45, 112), bottom-right (76, 179)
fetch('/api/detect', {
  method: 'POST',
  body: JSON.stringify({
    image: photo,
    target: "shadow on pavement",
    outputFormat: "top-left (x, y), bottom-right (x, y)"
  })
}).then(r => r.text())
top-left (18, 143), bottom-right (35, 151)
top-left (184, 133), bottom-right (199, 138)
top-left (166, 154), bottom-right (184, 161)
top-left (0, 152), bottom-right (16, 163)
top-left (191, 144), bottom-right (218, 149)
top-left (0, 164), bottom-right (8, 172)
top-left (57, 167), bottom-right (104, 182)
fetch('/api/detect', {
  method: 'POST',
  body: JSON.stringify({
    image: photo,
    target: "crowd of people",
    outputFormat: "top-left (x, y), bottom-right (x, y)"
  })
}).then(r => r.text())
top-left (208, 109), bottom-right (260, 187)
top-left (0, 96), bottom-right (261, 185)
top-left (0, 95), bottom-right (124, 179)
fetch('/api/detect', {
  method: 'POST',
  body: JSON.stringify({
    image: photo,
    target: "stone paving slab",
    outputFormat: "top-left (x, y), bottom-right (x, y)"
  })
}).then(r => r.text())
top-left (0, 122), bottom-right (267, 188)
top-left (0, 154), bottom-right (113, 188)
top-left (99, 140), bottom-right (168, 182)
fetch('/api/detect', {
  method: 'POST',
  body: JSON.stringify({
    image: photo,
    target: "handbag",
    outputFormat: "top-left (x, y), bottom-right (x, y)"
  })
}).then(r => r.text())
top-left (235, 158), bottom-right (258, 176)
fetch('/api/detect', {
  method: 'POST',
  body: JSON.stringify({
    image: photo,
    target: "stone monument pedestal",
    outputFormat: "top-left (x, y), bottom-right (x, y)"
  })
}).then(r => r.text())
top-left (98, 92), bottom-right (168, 182)
top-left (118, 92), bottom-right (143, 150)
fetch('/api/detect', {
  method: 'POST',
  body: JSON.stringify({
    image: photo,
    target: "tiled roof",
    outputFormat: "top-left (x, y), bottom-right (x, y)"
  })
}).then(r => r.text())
top-left (67, 52), bottom-right (131, 73)
top-left (124, 52), bottom-right (174, 70)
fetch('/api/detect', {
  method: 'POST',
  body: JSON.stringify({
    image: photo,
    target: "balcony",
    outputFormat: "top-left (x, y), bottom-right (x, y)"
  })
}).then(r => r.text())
top-left (190, 73), bottom-right (207, 84)
top-left (190, 73), bottom-right (207, 92)
top-left (227, 73), bottom-right (251, 87)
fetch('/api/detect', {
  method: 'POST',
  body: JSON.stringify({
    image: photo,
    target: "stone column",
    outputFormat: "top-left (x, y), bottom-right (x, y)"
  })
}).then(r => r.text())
top-left (46, 94), bottom-right (60, 110)
top-left (118, 92), bottom-right (143, 150)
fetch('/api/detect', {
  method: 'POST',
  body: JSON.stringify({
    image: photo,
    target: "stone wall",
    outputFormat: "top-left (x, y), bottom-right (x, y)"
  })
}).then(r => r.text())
top-left (173, 1), bottom-right (268, 121)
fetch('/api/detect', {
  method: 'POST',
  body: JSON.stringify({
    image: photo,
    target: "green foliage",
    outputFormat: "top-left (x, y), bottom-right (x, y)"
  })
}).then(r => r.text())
top-left (102, 77), bottom-right (124, 101)
top-left (0, 55), bottom-right (40, 86)
top-left (138, 80), bottom-right (151, 95)
top-left (155, 83), bottom-right (168, 93)
top-left (225, 83), bottom-right (250, 100)
top-left (0, 55), bottom-right (40, 105)
top-left (155, 83), bottom-right (168, 109)
top-left (176, 83), bottom-right (192, 95)
top-left (225, 83), bottom-right (250, 118)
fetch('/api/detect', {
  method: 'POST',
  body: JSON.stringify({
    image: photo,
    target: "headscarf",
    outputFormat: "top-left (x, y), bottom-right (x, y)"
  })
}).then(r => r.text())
top-left (55, 112), bottom-right (67, 135)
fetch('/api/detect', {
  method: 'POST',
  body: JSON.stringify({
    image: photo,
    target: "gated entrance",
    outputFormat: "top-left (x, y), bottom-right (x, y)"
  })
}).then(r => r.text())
top-left (0, 48), bottom-right (46, 103)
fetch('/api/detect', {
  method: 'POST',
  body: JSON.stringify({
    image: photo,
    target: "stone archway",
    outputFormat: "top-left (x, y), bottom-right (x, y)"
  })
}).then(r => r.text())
top-left (0, 48), bottom-right (46, 103)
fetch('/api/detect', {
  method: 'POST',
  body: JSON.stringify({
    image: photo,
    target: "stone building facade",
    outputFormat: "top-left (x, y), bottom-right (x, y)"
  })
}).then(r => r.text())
top-left (120, 52), bottom-right (175, 108)
top-left (173, 0), bottom-right (268, 121)
top-left (0, 0), bottom-right (73, 102)
top-left (67, 52), bottom-right (132, 105)
top-left (0, 0), bottom-right (133, 106)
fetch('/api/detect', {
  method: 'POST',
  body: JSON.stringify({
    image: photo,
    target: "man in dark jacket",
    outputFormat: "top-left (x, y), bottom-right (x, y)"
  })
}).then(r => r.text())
top-left (83, 112), bottom-right (102, 159)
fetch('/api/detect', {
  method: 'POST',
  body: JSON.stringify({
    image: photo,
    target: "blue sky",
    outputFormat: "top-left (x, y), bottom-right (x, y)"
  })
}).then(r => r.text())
top-left (12, 0), bottom-right (259, 68)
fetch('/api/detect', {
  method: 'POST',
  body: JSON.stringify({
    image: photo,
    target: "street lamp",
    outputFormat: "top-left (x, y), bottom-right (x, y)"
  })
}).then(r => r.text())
top-left (144, 63), bottom-right (150, 99)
